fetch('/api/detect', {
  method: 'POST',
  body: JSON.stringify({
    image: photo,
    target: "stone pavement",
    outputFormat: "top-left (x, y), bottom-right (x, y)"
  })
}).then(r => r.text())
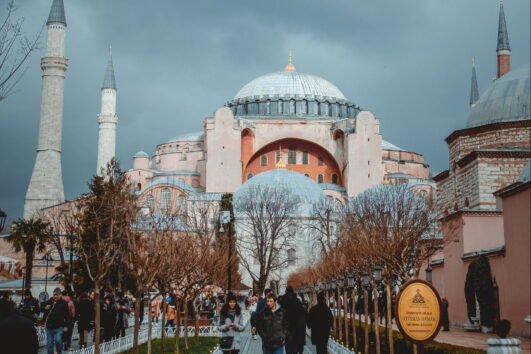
top-left (241, 321), bottom-right (317, 354)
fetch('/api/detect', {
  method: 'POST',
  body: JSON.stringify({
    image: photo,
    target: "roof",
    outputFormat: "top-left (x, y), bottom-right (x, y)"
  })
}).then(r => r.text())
top-left (497, 2), bottom-right (510, 52)
top-left (102, 53), bottom-right (117, 90)
top-left (234, 70), bottom-right (346, 101)
top-left (165, 132), bottom-right (204, 144)
top-left (47, 0), bottom-right (66, 25)
top-left (382, 140), bottom-right (404, 151)
top-left (467, 68), bottom-right (530, 128)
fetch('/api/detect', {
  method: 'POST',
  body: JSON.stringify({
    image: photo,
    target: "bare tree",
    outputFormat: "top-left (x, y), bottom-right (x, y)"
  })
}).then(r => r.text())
top-left (305, 196), bottom-right (344, 257)
top-left (0, 0), bottom-right (42, 101)
top-left (234, 184), bottom-right (298, 295)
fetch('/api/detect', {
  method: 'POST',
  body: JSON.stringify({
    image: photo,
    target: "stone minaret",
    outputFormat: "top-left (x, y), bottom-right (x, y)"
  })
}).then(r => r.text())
top-left (469, 57), bottom-right (479, 108)
top-left (96, 48), bottom-right (118, 175)
top-left (24, 0), bottom-right (68, 219)
top-left (496, 0), bottom-right (511, 78)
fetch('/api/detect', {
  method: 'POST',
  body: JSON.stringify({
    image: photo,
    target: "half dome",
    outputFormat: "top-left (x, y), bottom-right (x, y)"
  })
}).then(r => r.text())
top-left (234, 71), bottom-right (347, 101)
top-left (467, 68), bottom-right (530, 128)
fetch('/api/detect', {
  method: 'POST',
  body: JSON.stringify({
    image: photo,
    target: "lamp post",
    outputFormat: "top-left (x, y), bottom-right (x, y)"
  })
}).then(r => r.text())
top-left (362, 271), bottom-right (370, 354)
top-left (425, 264), bottom-right (433, 284)
top-left (373, 263), bottom-right (383, 354)
top-left (0, 209), bottom-right (7, 233)
top-left (219, 210), bottom-right (232, 294)
top-left (348, 273), bottom-right (357, 350)
top-left (336, 277), bottom-right (344, 342)
top-left (42, 253), bottom-right (53, 296)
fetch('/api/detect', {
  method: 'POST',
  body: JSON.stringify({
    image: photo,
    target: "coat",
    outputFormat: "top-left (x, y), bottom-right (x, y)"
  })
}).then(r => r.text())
top-left (43, 298), bottom-right (70, 329)
top-left (281, 293), bottom-right (306, 351)
top-left (0, 311), bottom-right (39, 354)
top-left (218, 310), bottom-right (245, 350)
top-left (77, 299), bottom-right (95, 331)
top-left (257, 305), bottom-right (288, 350)
top-left (307, 302), bottom-right (333, 346)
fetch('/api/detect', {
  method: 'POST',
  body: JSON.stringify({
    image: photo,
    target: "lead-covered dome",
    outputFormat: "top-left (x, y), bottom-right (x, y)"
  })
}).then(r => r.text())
top-left (234, 71), bottom-right (346, 101)
top-left (234, 169), bottom-right (324, 216)
top-left (467, 68), bottom-right (530, 128)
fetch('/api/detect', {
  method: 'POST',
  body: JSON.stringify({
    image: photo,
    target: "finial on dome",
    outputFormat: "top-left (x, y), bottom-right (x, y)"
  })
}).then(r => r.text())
top-left (284, 50), bottom-right (296, 72)
top-left (275, 145), bottom-right (286, 168)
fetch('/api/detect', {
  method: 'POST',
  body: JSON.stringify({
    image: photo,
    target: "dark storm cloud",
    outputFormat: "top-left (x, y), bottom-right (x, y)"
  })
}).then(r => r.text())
top-left (0, 0), bottom-right (529, 222)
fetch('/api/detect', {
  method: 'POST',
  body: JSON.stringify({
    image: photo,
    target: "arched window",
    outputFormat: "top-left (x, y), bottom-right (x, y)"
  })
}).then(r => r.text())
top-left (332, 174), bottom-right (338, 184)
top-left (247, 173), bottom-right (253, 180)
top-left (161, 189), bottom-right (171, 210)
top-left (302, 151), bottom-right (309, 165)
top-left (304, 173), bottom-right (310, 178)
top-left (318, 156), bottom-right (324, 166)
top-left (145, 195), bottom-right (154, 210)
top-left (137, 183), bottom-right (142, 191)
top-left (288, 145), bottom-right (296, 164)
top-left (287, 248), bottom-right (296, 266)
top-left (317, 174), bottom-right (324, 184)
top-left (177, 195), bottom-right (186, 212)
top-left (275, 151), bottom-right (281, 163)
top-left (278, 99), bottom-right (283, 114)
top-left (266, 100), bottom-right (271, 115)
top-left (289, 100), bottom-right (295, 114)
top-left (260, 155), bottom-right (268, 166)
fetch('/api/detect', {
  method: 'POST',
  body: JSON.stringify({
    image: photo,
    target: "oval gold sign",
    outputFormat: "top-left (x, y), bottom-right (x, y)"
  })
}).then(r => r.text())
top-left (396, 279), bottom-right (442, 343)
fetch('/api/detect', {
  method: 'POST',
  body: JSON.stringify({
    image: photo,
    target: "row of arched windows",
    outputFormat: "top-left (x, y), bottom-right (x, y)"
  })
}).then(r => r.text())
top-left (247, 172), bottom-right (338, 184)
top-left (230, 99), bottom-right (359, 118)
top-left (144, 189), bottom-right (186, 211)
top-left (259, 147), bottom-right (321, 167)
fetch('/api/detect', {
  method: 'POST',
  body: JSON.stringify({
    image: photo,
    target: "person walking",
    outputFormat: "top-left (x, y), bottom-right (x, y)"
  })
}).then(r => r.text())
top-left (101, 294), bottom-right (117, 341)
top-left (77, 292), bottom-right (95, 348)
top-left (247, 295), bottom-right (258, 339)
top-left (218, 293), bottom-right (245, 354)
top-left (115, 296), bottom-right (131, 338)
top-left (43, 288), bottom-right (70, 354)
top-left (257, 293), bottom-right (288, 354)
top-left (18, 290), bottom-right (40, 323)
top-left (307, 292), bottom-right (333, 354)
top-left (0, 297), bottom-right (39, 354)
top-left (61, 290), bottom-right (76, 350)
top-left (281, 286), bottom-right (306, 354)
top-left (441, 296), bottom-right (450, 331)
top-left (165, 294), bottom-right (176, 332)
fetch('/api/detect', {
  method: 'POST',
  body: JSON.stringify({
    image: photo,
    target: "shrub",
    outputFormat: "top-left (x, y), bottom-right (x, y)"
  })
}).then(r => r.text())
top-left (495, 319), bottom-right (511, 338)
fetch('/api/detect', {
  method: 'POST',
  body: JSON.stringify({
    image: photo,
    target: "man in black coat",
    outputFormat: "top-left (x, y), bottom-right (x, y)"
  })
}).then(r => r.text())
top-left (0, 297), bottom-right (39, 354)
top-left (19, 290), bottom-right (40, 323)
top-left (307, 292), bottom-right (333, 354)
top-left (43, 288), bottom-right (70, 354)
top-left (281, 286), bottom-right (306, 354)
top-left (256, 293), bottom-right (288, 354)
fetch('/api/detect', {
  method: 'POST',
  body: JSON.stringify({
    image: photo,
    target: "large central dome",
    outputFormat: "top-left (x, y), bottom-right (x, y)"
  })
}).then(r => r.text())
top-left (234, 70), bottom-right (346, 101)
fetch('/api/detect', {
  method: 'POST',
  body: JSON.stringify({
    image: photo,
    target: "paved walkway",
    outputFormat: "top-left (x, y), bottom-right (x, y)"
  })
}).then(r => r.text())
top-left (241, 321), bottom-right (317, 354)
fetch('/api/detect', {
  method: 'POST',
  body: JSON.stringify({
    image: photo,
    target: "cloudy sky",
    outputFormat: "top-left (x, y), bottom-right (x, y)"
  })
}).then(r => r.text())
top-left (0, 0), bottom-right (529, 222)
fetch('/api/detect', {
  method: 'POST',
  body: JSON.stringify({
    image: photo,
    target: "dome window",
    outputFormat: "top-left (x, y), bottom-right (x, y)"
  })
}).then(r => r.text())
top-left (302, 151), bottom-right (309, 165)
top-left (332, 174), bottom-right (338, 184)
top-left (318, 156), bottom-right (324, 166)
top-left (287, 248), bottom-right (296, 266)
top-left (317, 174), bottom-right (324, 184)
top-left (260, 155), bottom-right (268, 166)
top-left (161, 189), bottom-right (171, 210)
top-left (278, 99), bottom-right (283, 114)
top-left (289, 100), bottom-right (296, 114)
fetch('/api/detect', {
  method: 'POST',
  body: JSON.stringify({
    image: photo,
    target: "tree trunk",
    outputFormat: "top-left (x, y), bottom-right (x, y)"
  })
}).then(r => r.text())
top-left (147, 296), bottom-right (153, 354)
top-left (194, 300), bottom-right (199, 339)
top-left (351, 290), bottom-right (357, 350)
top-left (161, 299), bottom-right (167, 354)
top-left (337, 285), bottom-right (342, 342)
top-left (343, 287), bottom-right (349, 348)
top-left (387, 283), bottom-right (394, 354)
top-left (25, 248), bottom-right (34, 290)
top-left (132, 292), bottom-right (142, 354)
top-left (183, 299), bottom-right (189, 350)
top-left (93, 284), bottom-right (101, 354)
top-left (173, 299), bottom-right (182, 354)
top-left (364, 289), bottom-right (369, 354)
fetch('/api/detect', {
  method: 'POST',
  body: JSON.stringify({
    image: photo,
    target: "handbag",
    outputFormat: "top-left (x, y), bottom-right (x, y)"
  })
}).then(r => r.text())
top-left (219, 336), bottom-right (234, 349)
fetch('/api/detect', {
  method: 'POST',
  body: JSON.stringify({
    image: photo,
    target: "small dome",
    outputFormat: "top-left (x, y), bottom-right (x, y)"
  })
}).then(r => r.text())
top-left (467, 68), bottom-right (530, 128)
top-left (166, 132), bottom-right (204, 143)
top-left (234, 169), bottom-right (324, 216)
top-left (134, 150), bottom-right (149, 158)
top-left (382, 140), bottom-right (404, 151)
top-left (234, 71), bottom-right (346, 101)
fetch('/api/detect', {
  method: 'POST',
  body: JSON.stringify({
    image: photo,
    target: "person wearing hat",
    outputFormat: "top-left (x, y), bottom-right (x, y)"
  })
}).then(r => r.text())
top-left (43, 288), bottom-right (70, 354)
top-left (218, 293), bottom-right (245, 353)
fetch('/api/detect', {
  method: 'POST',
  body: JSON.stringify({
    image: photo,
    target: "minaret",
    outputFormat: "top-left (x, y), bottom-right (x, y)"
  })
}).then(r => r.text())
top-left (24, 0), bottom-right (68, 219)
top-left (469, 57), bottom-right (479, 108)
top-left (496, 0), bottom-right (511, 78)
top-left (96, 47), bottom-right (118, 175)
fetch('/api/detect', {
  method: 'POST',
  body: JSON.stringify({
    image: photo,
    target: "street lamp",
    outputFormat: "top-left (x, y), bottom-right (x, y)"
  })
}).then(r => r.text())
top-left (347, 274), bottom-right (356, 289)
top-left (361, 271), bottom-right (370, 290)
top-left (374, 263), bottom-right (382, 284)
top-left (219, 210), bottom-right (232, 293)
top-left (0, 209), bottom-right (7, 233)
top-left (425, 264), bottom-right (433, 284)
top-left (42, 253), bottom-right (54, 295)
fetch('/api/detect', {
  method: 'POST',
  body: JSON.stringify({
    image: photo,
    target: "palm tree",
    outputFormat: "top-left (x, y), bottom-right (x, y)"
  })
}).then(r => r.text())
top-left (6, 217), bottom-right (50, 290)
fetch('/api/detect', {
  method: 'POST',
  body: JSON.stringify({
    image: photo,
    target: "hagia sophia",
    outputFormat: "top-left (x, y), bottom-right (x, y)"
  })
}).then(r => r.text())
top-left (0, 0), bottom-right (528, 339)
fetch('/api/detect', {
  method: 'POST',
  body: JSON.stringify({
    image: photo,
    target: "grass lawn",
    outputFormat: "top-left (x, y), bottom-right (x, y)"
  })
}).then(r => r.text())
top-left (123, 337), bottom-right (219, 354)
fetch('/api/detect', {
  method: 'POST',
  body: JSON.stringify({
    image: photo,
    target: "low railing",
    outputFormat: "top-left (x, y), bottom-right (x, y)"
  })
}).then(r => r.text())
top-left (328, 338), bottom-right (356, 354)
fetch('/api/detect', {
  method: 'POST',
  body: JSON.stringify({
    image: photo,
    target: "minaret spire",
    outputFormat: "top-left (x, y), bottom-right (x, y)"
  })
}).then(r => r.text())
top-left (470, 57), bottom-right (479, 108)
top-left (496, 0), bottom-right (511, 78)
top-left (97, 46), bottom-right (119, 175)
top-left (284, 50), bottom-right (296, 72)
top-left (24, 0), bottom-right (68, 218)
